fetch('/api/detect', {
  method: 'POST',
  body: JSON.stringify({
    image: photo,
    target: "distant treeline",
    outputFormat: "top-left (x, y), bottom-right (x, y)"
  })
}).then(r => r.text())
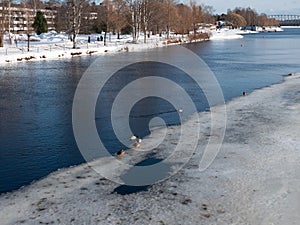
top-left (217, 7), bottom-right (279, 28)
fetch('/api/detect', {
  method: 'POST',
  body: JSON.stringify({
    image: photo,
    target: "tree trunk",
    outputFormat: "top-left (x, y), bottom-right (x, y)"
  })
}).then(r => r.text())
top-left (0, 34), bottom-right (3, 47)
top-left (27, 34), bottom-right (30, 52)
top-left (132, 12), bottom-right (137, 42)
top-left (130, 0), bottom-right (139, 43)
top-left (167, 25), bottom-right (169, 39)
top-left (72, 33), bottom-right (77, 49)
top-left (72, 10), bottom-right (77, 49)
top-left (104, 31), bottom-right (107, 46)
top-left (143, 28), bottom-right (146, 43)
top-left (71, 0), bottom-right (83, 49)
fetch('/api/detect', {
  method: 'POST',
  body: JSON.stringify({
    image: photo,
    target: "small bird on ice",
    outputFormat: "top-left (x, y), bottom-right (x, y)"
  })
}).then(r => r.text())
top-left (116, 149), bottom-right (125, 157)
top-left (130, 135), bottom-right (142, 148)
top-left (133, 142), bottom-right (141, 148)
top-left (178, 108), bottom-right (183, 113)
top-left (130, 135), bottom-right (137, 141)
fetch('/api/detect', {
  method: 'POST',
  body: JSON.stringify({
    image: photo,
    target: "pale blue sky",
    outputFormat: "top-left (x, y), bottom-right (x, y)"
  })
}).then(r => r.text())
top-left (189, 0), bottom-right (300, 15)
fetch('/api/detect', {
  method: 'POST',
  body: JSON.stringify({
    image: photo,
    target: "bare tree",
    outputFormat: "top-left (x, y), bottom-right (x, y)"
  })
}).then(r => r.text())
top-left (25, 0), bottom-right (44, 13)
top-left (57, 1), bottom-right (98, 38)
top-left (55, 3), bottom-right (70, 32)
top-left (127, 0), bottom-right (142, 43)
top-left (80, 1), bottom-right (98, 34)
top-left (110, 0), bottom-right (129, 39)
top-left (257, 13), bottom-right (279, 27)
top-left (99, 0), bottom-right (114, 46)
top-left (201, 4), bottom-right (215, 24)
top-left (257, 13), bottom-right (268, 27)
top-left (67, 0), bottom-right (85, 49)
top-left (140, 0), bottom-right (159, 43)
top-left (190, 1), bottom-right (203, 37)
top-left (226, 12), bottom-right (247, 28)
top-left (147, 0), bottom-right (165, 36)
top-left (159, 0), bottom-right (178, 39)
top-left (176, 3), bottom-right (191, 36)
top-left (233, 7), bottom-right (258, 26)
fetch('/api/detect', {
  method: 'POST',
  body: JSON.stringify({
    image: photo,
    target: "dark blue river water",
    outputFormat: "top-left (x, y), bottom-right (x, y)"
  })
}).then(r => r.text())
top-left (1, 28), bottom-right (300, 193)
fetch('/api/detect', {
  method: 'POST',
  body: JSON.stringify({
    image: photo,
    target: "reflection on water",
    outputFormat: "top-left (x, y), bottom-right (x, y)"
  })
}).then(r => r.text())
top-left (0, 57), bottom-right (93, 193)
top-left (95, 61), bottom-right (208, 154)
top-left (1, 29), bottom-right (300, 193)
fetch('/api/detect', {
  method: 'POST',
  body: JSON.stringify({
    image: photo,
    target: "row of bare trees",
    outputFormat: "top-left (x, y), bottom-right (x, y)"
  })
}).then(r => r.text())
top-left (54, 0), bottom-right (216, 48)
top-left (220, 7), bottom-right (279, 28)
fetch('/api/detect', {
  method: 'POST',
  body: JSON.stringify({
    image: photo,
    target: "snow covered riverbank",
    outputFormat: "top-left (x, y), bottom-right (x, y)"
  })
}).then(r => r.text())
top-left (1, 73), bottom-right (300, 225)
top-left (0, 29), bottom-right (244, 65)
top-left (0, 33), bottom-right (166, 64)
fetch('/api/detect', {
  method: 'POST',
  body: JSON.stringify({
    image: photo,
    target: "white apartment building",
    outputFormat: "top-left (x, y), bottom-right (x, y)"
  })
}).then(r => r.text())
top-left (0, 6), bottom-right (56, 34)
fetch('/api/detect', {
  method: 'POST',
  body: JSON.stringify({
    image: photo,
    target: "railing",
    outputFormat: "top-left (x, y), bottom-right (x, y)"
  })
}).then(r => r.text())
top-left (268, 15), bottom-right (300, 26)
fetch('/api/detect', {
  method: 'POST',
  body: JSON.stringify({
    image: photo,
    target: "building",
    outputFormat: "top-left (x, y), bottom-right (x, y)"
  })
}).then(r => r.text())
top-left (0, 6), bottom-right (56, 34)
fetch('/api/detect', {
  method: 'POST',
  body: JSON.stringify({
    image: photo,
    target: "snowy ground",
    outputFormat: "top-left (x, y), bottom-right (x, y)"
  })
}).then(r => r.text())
top-left (0, 72), bottom-right (300, 225)
top-left (0, 29), bottom-right (245, 64)
top-left (210, 29), bottom-right (244, 40)
top-left (0, 32), bottom-right (167, 64)
top-left (282, 26), bottom-right (300, 29)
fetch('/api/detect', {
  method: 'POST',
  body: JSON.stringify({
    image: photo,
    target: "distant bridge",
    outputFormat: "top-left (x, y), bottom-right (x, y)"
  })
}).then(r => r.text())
top-left (268, 15), bottom-right (300, 26)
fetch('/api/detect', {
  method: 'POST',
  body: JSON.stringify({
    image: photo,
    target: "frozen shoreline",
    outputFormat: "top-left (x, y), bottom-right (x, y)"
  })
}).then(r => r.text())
top-left (0, 35), bottom-right (170, 65)
top-left (0, 33), bottom-right (195, 65)
top-left (1, 73), bottom-right (300, 225)
top-left (0, 29), bottom-right (244, 65)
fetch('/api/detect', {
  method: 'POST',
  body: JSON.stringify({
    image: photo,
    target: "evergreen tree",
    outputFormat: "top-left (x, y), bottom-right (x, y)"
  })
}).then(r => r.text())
top-left (33, 11), bottom-right (48, 35)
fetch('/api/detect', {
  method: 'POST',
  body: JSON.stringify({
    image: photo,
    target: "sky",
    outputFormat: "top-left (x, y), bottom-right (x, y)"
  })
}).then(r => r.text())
top-left (191, 0), bottom-right (300, 15)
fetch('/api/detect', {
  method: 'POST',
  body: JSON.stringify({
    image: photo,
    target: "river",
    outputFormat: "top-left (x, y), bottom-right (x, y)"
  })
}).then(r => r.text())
top-left (0, 28), bottom-right (299, 193)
